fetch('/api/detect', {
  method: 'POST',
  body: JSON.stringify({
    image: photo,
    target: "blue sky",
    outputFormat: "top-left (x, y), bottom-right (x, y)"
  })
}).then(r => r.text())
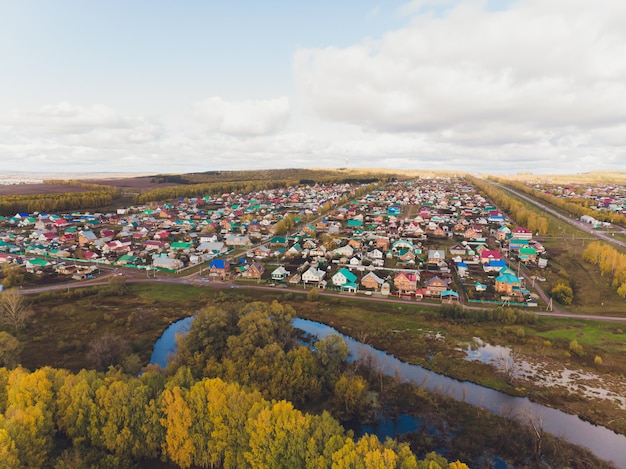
top-left (1, 0), bottom-right (625, 175)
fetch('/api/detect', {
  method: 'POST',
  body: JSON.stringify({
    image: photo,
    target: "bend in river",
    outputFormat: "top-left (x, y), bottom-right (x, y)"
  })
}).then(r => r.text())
top-left (150, 316), bottom-right (626, 468)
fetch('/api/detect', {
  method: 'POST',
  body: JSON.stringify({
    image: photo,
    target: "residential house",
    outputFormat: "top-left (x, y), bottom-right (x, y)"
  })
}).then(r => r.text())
top-left (361, 272), bottom-right (385, 291)
top-left (394, 271), bottom-right (418, 293)
top-left (518, 246), bottom-right (538, 263)
top-left (483, 259), bottom-right (507, 272)
top-left (423, 276), bottom-right (450, 296)
top-left (480, 250), bottom-right (501, 264)
top-left (302, 266), bottom-right (326, 284)
top-left (511, 227), bottom-right (533, 241)
top-left (331, 268), bottom-right (358, 292)
top-left (397, 249), bottom-right (416, 264)
top-left (333, 244), bottom-right (354, 258)
top-left (449, 244), bottom-right (466, 256)
top-left (208, 259), bottom-right (231, 279)
top-left (153, 256), bottom-right (184, 271)
top-left (78, 230), bottom-right (97, 245)
top-left (271, 266), bottom-right (290, 281)
top-left (495, 272), bottom-right (522, 295)
top-left (495, 225), bottom-right (511, 241)
top-left (225, 234), bottom-right (251, 247)
top-left (253, 245), bottom-right (272, 258)
top-left (242, 261), bottom-right (264, 279)
top-left (427, 250), bottom-right (446, 264)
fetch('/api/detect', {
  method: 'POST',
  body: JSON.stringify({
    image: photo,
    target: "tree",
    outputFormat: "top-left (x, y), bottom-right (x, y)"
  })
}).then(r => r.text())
top-left (0, 290), bottom-right (34, 334)
top-left (245, 400), bottom-right (310, 469)
top-left (332, 373), bottom-right (369, 421)
top-left (161, 386), bottom-right (194, 469)
top-left (87, 334), bottom-right (131, 370)
top-left (550, 283), bottom-right (573, 305)
top-left (307, 287), bottom-right (319, 302)
top-left (1, 264), bottom-right (24, 289)
top-left (0, 427), bottom-right (20, 469)
top-left (107, 275), bottom-right (127, 296)
top-left (315, 334), bottom-right (349, 384)
top-left (0, 332), bottom-right (21, 369)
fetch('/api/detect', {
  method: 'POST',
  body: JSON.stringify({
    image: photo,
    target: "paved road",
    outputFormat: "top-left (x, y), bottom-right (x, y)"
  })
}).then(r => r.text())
top-left (490, 180), bottom-right (626, 250)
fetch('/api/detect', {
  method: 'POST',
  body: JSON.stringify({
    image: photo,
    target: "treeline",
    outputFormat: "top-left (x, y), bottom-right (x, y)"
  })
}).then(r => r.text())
top-left (0, 300), bottom-right (469, 468)
top-left (43, 179), bottom-right (121, 192)
top-left (582, 241), bottom-right (626, 297)
top-left (496, 179), bottom-right (626, 226)
top-left (439, 304), bottom-right (538, 324)
top-left (159, 168), bottom-right (397, 186)
top-left (466, 176), bottom-right (550, 235)
top-left (0, 189), bottom-right (122, 217)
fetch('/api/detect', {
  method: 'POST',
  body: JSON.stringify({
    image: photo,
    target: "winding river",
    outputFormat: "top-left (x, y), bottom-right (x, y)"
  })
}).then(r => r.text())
top-left (151, 316), bottom-right (626, 468)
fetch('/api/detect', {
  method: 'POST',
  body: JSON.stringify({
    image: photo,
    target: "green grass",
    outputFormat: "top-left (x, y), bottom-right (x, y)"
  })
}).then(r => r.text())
top-left (131, 282), bottom-right (208, 302)
top-left (536, 318), bottom-right (626, 347)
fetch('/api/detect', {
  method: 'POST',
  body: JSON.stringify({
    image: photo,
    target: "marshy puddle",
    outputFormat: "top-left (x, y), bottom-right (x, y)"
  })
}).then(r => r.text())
top-left (463, 337), bottom-right (626, 410)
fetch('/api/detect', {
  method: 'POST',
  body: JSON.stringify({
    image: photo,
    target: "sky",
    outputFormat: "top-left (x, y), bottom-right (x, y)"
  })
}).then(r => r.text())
top-left (1, 0), bottom-right (625, 176)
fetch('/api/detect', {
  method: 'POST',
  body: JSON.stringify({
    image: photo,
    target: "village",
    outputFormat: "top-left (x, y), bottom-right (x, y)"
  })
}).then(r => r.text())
top-left (0, 177), bottom-right (548, 306)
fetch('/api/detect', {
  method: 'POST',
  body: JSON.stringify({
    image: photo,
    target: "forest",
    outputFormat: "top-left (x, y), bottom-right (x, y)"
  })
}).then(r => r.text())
top-left (0, 299), bottom-right (470, 469)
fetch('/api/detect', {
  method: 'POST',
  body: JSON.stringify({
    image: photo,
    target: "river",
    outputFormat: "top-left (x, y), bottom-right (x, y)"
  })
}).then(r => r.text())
top-left (150, 316), bottom-right (626, 468)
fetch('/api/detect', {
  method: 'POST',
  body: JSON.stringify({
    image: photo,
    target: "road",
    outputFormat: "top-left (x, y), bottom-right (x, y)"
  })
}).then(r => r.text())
top-left (490, 181), bottom-right (626, 250)
top-left (19, 267), bottom-right (626, 324)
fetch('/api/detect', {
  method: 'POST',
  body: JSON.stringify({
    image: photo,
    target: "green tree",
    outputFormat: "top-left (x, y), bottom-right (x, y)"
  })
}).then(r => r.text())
top-left (315, 334), bottom-right (349, 385)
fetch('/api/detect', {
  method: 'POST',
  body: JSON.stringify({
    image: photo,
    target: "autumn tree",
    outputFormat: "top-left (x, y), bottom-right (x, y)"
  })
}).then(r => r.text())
top-left (1, 264), bottom-right (24, 289)
top-left (0, 332), bottom-right (21, 369)
top-left (245, 400), bottom-right (311, 468)
top-left (551, 283), bottom-right (573, 305)
top-left (332, 373), bottom-right (370, 421)
top-left (0, 290), bottom-right (34, 334)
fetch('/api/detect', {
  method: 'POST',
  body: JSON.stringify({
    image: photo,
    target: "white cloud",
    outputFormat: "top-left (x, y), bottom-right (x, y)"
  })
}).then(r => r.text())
top-left (294, 0), bottom-right (626, 135)
top-left (194, 96), bottom-right (290, 136)
top-left (0, 102), bottom-right (128, 133)
top-left (2, 1), bottom-right (626, 175)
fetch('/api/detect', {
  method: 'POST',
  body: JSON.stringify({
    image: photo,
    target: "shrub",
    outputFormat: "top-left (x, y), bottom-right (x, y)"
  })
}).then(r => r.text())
top-left (307, 287), bottom-right (319, 302)
top-left (551, 283), bottom-right (573, 305)
top-left (594, 355), bottom-right (603, 366)
top-left (569, 339), bottom-right (585, 357)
